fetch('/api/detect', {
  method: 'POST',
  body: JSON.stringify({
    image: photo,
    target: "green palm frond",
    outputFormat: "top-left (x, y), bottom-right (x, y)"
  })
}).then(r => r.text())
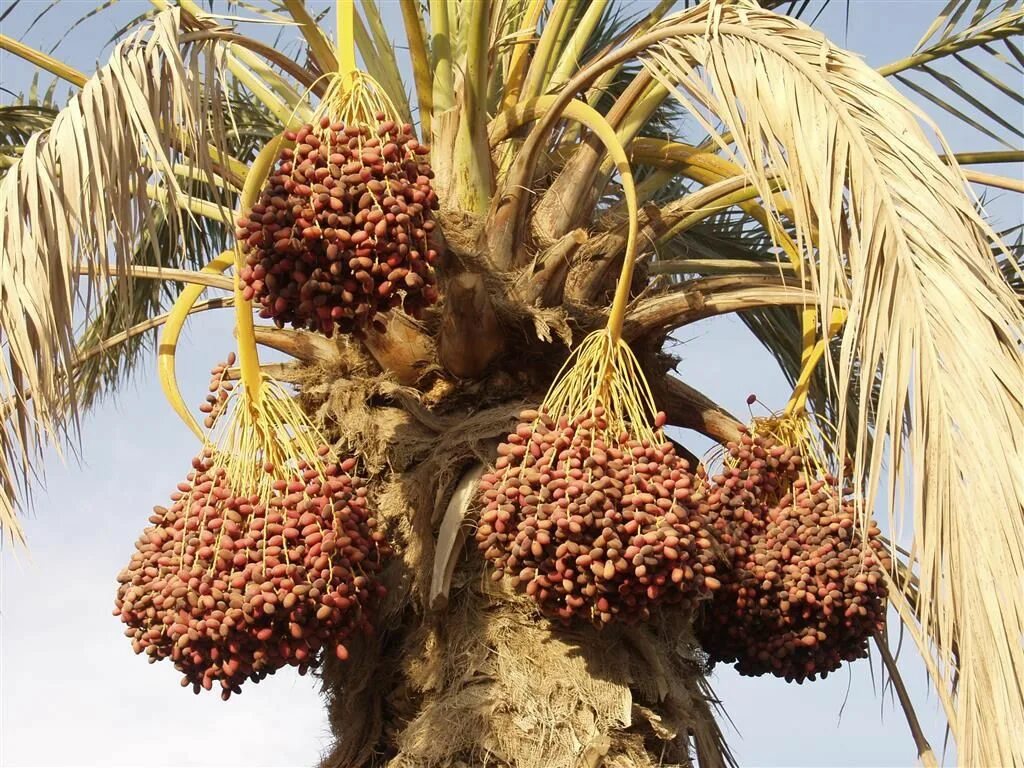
top-left (1, 63), bottom-right (274, 443)
top-left (738, 305), bottom-right (872, 458)
top-left (354, 0), bottom-right (413, 125)
top-left (996, 222), bottom-right (1024, 292)
top-left (913, 0), bottom-right (1019, 51)
top-left (880, 0), bottom-right (1024, 147)
top-left (0, 104), bottom-right (58, 173)
top-left (72, 179), bottom-right (234, 414)
top-left (657, 214), bottom-right (867, 453)
top-left (636, 195), bottom-right (866, 450)
top-left (0, 72), bottom-right (62, 172)
top-left (70, 84), bottom-right (273, 410)
top-left (651, 210), bottom-right (856, 440)
top-left (584, 10), bottom-right (688, 142)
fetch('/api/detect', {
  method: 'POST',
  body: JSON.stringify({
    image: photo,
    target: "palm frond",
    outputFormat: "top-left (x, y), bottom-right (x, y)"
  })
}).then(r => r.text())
top-left (913, 0), bottom-right (1019, 52)
top-left (68, 84), bottom-right (273, 411)
top-left (880, 0), bottom-right (1024, 147)
top-left (637, 3), bottom-right (1024, 764)
top-left (0, 8), bottom-right (234, 543)
top-left (356, 0), bottom-right (414, 126)
top-left (655, 209), bottom-right (872, 457)
top-left (997, 222), bottom-right (1024, 291)
top-left (522, 4), bottom-right (691, 243)
top-left (73, 177), bottom-right (235, 414)
top-left (0, 5), bottom-right (277, 531)
top-left (643, 205), bottom-right (863, 443)
top-left (0, 105), bottom-right (58, 174)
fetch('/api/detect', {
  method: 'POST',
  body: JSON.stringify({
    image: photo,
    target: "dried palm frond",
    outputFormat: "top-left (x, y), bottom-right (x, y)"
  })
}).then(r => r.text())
top-left (634, 2), bottom-right (1024, 764)
top-left (0, 8), bottom-right (234, 543)
top-left (68, 90), bottom-right (273, 412)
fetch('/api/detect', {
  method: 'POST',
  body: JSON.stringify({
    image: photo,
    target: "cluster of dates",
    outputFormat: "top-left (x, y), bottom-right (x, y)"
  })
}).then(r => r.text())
top-left (237, 117), bottom-right (439, 336)
top-left (477, 409), bottom-right (723, 625)
top-left (115, 450), bottom-right (388, 698)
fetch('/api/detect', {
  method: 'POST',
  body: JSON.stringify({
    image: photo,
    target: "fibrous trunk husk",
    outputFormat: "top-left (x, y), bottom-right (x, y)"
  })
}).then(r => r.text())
top-left (293, 351), bottom-right (731, 768)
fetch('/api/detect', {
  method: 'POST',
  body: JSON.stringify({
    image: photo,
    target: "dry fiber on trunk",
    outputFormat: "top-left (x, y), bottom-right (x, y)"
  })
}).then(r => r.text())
top-left (283, 340), bottom-right (730, 768)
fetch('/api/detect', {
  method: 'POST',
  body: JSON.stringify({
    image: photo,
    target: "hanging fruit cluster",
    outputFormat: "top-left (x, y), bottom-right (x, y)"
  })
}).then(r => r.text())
top-left (476, 408), bottom-right (723, 625)
top-left (697, 431), bottom-right (802, 576)
top-left (696, 433), bottom-right (889, 682)
top-left (114, 447), bottom-right (388, 699)
top-left (198, 354), bottom-right (235, 430)
top-left (236, 116), bottom-right (439, 336)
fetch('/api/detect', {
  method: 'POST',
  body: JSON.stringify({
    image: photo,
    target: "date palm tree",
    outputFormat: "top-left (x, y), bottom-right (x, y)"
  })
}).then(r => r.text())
top-left (2, 1), bottom-right (1022, 766)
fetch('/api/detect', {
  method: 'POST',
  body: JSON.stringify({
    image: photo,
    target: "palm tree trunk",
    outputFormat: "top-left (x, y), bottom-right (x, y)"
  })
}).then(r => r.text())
top-left (320, 576), bottom-right (725, 768)
top-left (270, 318), bottom-right (730, 768)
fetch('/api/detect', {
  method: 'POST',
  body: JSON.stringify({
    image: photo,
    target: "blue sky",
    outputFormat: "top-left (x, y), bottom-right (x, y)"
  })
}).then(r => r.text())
top-left (0, 2), bottom-right (1021, 767)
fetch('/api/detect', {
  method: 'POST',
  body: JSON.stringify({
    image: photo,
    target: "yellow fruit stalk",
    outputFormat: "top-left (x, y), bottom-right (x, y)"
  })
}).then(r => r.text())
top-left (157, 132), bottom-right (341, 497)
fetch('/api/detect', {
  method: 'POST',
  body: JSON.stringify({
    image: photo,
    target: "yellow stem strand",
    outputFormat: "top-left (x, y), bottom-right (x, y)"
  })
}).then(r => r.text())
top-left (338, 0), bottom-right (356, 78)
top-left (543, 0), bottom-right (581, 91)
top-left (156, 134), bottom-right (292, 436)
top-left (942, 150), bottom-right (1024, 165)
top-left (785, 308), bottom-right (848, 416)
top-left (584, 0), bottom-right (675, 109)
top-left (655, 181), bottom-right (773, 245)
top-left (233, 261), bottom-right (263, 404)
top-left (234, 135), bottom-right (293, 403)
top-left (157, 252), bottom-right (236, 439)
top-left (628, 136), bottom-right (823, 404)
top-left (145, 184), bottom-right (233, 223)
top-left (494, 95), bottom-right (657, 435)
top-left (628, 137), bottom-right (803, 268)
top-left (0, 34), bottom-right (87, 86)
top-left (225, 50), bottom-right (311, 127)
top-left (490, 95), bottom-right (638, 343)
